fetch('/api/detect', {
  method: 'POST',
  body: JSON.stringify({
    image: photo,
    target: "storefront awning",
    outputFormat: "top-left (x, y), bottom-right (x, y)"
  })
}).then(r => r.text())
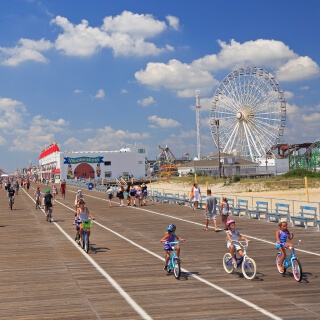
top-left (52, 168), bottom-right (60, 174)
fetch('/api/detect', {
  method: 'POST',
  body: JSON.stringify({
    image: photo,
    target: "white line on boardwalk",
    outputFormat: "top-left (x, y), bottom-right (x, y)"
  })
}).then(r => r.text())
top-left (94, 220), bottom-right (282, 320)
top-left (24, 189), bottom-right (153, 320)
top-left (54, 223), bottom-right (153, 320)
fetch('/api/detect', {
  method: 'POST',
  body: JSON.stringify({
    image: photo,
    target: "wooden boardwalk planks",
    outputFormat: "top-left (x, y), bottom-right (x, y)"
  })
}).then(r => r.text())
top-left (0, 184), bottom-right (319, 319)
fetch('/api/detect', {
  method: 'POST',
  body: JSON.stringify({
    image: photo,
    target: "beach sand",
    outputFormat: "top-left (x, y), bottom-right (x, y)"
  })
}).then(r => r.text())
top-left (147, 180), bottom-right (319, 203)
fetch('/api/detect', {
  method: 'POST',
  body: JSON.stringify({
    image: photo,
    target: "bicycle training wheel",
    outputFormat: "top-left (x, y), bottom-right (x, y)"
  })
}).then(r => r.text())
top-left (173, 258), bottom-right (181, 279)
top-left (292, 258), bottom-right (302, 282)
top-left (242, 257), bottom-right (257, 280)
top-left (223, 253), bottom-right (235, 274)
top-left (276, 253), bottom-right (285, 274)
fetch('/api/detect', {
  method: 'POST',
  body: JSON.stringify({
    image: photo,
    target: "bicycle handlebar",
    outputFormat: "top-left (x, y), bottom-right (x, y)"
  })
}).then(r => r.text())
top-left (284, 240), bottom-right (301, 249)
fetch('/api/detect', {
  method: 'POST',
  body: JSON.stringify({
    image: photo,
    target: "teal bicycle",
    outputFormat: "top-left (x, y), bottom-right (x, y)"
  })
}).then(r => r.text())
top-left (276, 240), bottom-right (302, 282)
top-left (164, 241), bottom-right (182, 280)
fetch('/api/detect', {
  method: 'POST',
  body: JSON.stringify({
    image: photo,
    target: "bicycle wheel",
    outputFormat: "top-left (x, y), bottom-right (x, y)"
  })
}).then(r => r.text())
top-left (173, 258), bottom-right (181, 279)
top-left (10, 199), bottom-right (12, 210)
top-left (82, 232), bottom-right (86, 249)
top-left (36, 200), bottom-right (39, 209)
top-left (242, 256), bottom-right (257, 280)
top-left (223, 253), bottom-right (235, 274)
top-left (276, 253), bottom-right (285, 274)
top-left (85, 236), bottom-right (90, 253)
top-left (292, 258), bottom-right (302, 282)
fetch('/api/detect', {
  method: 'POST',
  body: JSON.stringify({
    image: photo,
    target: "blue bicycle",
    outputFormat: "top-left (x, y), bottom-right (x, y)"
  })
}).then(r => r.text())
top-left (223, 241), bottom-right (257, 280)
top-left (81, 220), bottom-right (93, 253)
top-left (164, 241), bottom-right (182, 280)
top-left (276, 240), bottom-right (302, 282)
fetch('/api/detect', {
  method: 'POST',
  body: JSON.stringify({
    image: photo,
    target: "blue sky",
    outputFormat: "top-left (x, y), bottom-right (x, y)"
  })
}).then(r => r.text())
top-left (1, 0), bottom-right (320, 172)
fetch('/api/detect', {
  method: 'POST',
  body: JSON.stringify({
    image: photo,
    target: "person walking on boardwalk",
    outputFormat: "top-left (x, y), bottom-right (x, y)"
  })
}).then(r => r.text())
top-left (117, 185), bottom-right (125, 206)
top-left (220, 197), bottom-right (230, 230)
top-left (191, 183), bottom-right (201, 210)
top-left (106, 186), bottom-right (113, 207)
top-left (60, 179), bottom-right (66, 199)
top-left (204, 189), bottom-right (218, 231)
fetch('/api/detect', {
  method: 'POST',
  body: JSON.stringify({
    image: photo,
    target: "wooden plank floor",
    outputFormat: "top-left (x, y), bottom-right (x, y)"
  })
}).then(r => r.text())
top-left (0, 184), bottom-right (320, 319)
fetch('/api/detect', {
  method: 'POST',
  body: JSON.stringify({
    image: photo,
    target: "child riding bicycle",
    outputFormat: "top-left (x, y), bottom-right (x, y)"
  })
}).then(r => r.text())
top-left (276, 221), bottom-right (294, 273)
top-left (34, 187), bottom-right (42, 208)
top-left (226, 219), bottom-right (250, 266)
top-left (160, 224), bottom-right (185, 272)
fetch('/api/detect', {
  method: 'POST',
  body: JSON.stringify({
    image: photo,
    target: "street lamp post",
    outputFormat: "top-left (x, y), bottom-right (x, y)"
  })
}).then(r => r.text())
top-left (215, 119), bottom-right (221, 178)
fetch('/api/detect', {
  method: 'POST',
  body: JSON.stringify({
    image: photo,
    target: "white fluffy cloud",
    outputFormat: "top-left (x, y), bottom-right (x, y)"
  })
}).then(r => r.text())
top-left (0, 38), bottom-right (53, 66)
top-left (94, 89), bottom-right (105, 99)
top-left (10, 115), bottom-right (69, 151)
top-left (135, 59), bottom-right (218, 97)
top-left (51, 11), bottom-right (177, 57)
top-left (166, 15), bottom-right (180, 30)
top-left (63, 126), bottom-right (150, 151)
top-left (148, 115), bottom-right (180, 128)
top-left (135, 39), bottom-right (320, 98)
top-left (137, 96), bottom-right (155, 107)
top-left (276, 56), bottom-right (320, 82)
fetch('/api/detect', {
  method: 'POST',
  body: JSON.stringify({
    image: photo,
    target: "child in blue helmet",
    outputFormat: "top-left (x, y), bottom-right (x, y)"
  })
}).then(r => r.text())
top-left (160, 224), bottom-right (185, 271)
top-left (276, 221), bottom-right (294, 273)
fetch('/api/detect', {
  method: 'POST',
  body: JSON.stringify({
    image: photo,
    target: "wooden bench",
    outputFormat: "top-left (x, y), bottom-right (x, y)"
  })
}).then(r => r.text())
top-left (248, 201), bottom-right (268, 220)
top-left (232, 199), bottom-right (248, 217)
top-left (163, 192), bottom-right (174, 204)
top-left (266, 203), bottom-right (290, 223)
top-left (291, 206), bottom-right (317, 229)
top-left (227, 198), bottom-right (234, 214)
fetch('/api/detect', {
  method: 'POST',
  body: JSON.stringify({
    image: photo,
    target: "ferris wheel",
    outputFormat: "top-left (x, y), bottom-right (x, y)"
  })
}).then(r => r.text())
top-left (210, 67), bottom-right (286, 162)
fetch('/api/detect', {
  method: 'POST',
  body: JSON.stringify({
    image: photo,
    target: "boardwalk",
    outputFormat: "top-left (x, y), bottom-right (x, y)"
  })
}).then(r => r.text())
top-left (1, 185), bottom-right (320, 319)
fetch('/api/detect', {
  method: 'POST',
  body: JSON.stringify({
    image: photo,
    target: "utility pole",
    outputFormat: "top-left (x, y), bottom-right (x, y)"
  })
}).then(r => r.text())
top-left (195, 90), bottom-right (201, 160)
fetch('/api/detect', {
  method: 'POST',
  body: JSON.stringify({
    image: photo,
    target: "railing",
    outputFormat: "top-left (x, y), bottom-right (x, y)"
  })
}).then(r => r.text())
top-left (147, 187), bottom-right (320, 219)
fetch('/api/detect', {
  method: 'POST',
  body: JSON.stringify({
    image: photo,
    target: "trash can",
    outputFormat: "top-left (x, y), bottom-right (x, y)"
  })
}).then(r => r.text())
top-left (88, 182), bottom-right (93, 190)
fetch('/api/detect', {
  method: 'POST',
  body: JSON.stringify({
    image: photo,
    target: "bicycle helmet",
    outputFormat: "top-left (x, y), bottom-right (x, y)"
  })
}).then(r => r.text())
top-left (166, 224), bottom-right (176, 232)
top-left (45, 189), bottom-right (50, 193)
top-left (78, 190), bottom-right (81, 193)
top-left (226, 219), bottom-right (235, 227)
top-left (78, 199), bottom-right (85, 205)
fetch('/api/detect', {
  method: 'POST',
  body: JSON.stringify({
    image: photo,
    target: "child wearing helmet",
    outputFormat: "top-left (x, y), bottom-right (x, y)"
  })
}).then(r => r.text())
top-left (160, 224), bottom-right (185, 272)
top-left (226, 219), bottom-right (250, 266)
top-left (75, 190), bottom-right (84, 212)
top-left (276, 221), bottom-right (293, 273)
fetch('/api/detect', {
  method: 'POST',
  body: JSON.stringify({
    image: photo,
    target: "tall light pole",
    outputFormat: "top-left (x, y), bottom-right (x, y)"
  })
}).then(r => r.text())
top-left (195, 90), bottom-right (201, 160)
top-left (215, 119), bottom-right (221, 178)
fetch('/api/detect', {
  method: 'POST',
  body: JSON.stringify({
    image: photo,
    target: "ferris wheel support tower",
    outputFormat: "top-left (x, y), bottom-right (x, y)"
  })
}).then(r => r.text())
top-left (195, 90), bottom-right (201, 160)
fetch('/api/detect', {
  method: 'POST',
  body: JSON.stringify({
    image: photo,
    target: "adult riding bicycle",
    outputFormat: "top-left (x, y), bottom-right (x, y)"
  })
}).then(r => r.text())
top-left (76, 199), bottom-right (95, 252)
top-left (43, 189), bottom-right (53, 223)
top-left (276, 240), bottom-right (302, 282)
top-left (7, 187), bottom-right (15, 210)
top-left (223, 241), bottom-right (257, 280)
top-left (81, 219), bottom-right (93, 253)
top-left (34, 187), bottom-right (42, 209)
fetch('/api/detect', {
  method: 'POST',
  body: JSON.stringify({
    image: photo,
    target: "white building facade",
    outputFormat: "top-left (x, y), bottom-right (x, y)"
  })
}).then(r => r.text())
top-left (38, 143), bottom-right (148, 182)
